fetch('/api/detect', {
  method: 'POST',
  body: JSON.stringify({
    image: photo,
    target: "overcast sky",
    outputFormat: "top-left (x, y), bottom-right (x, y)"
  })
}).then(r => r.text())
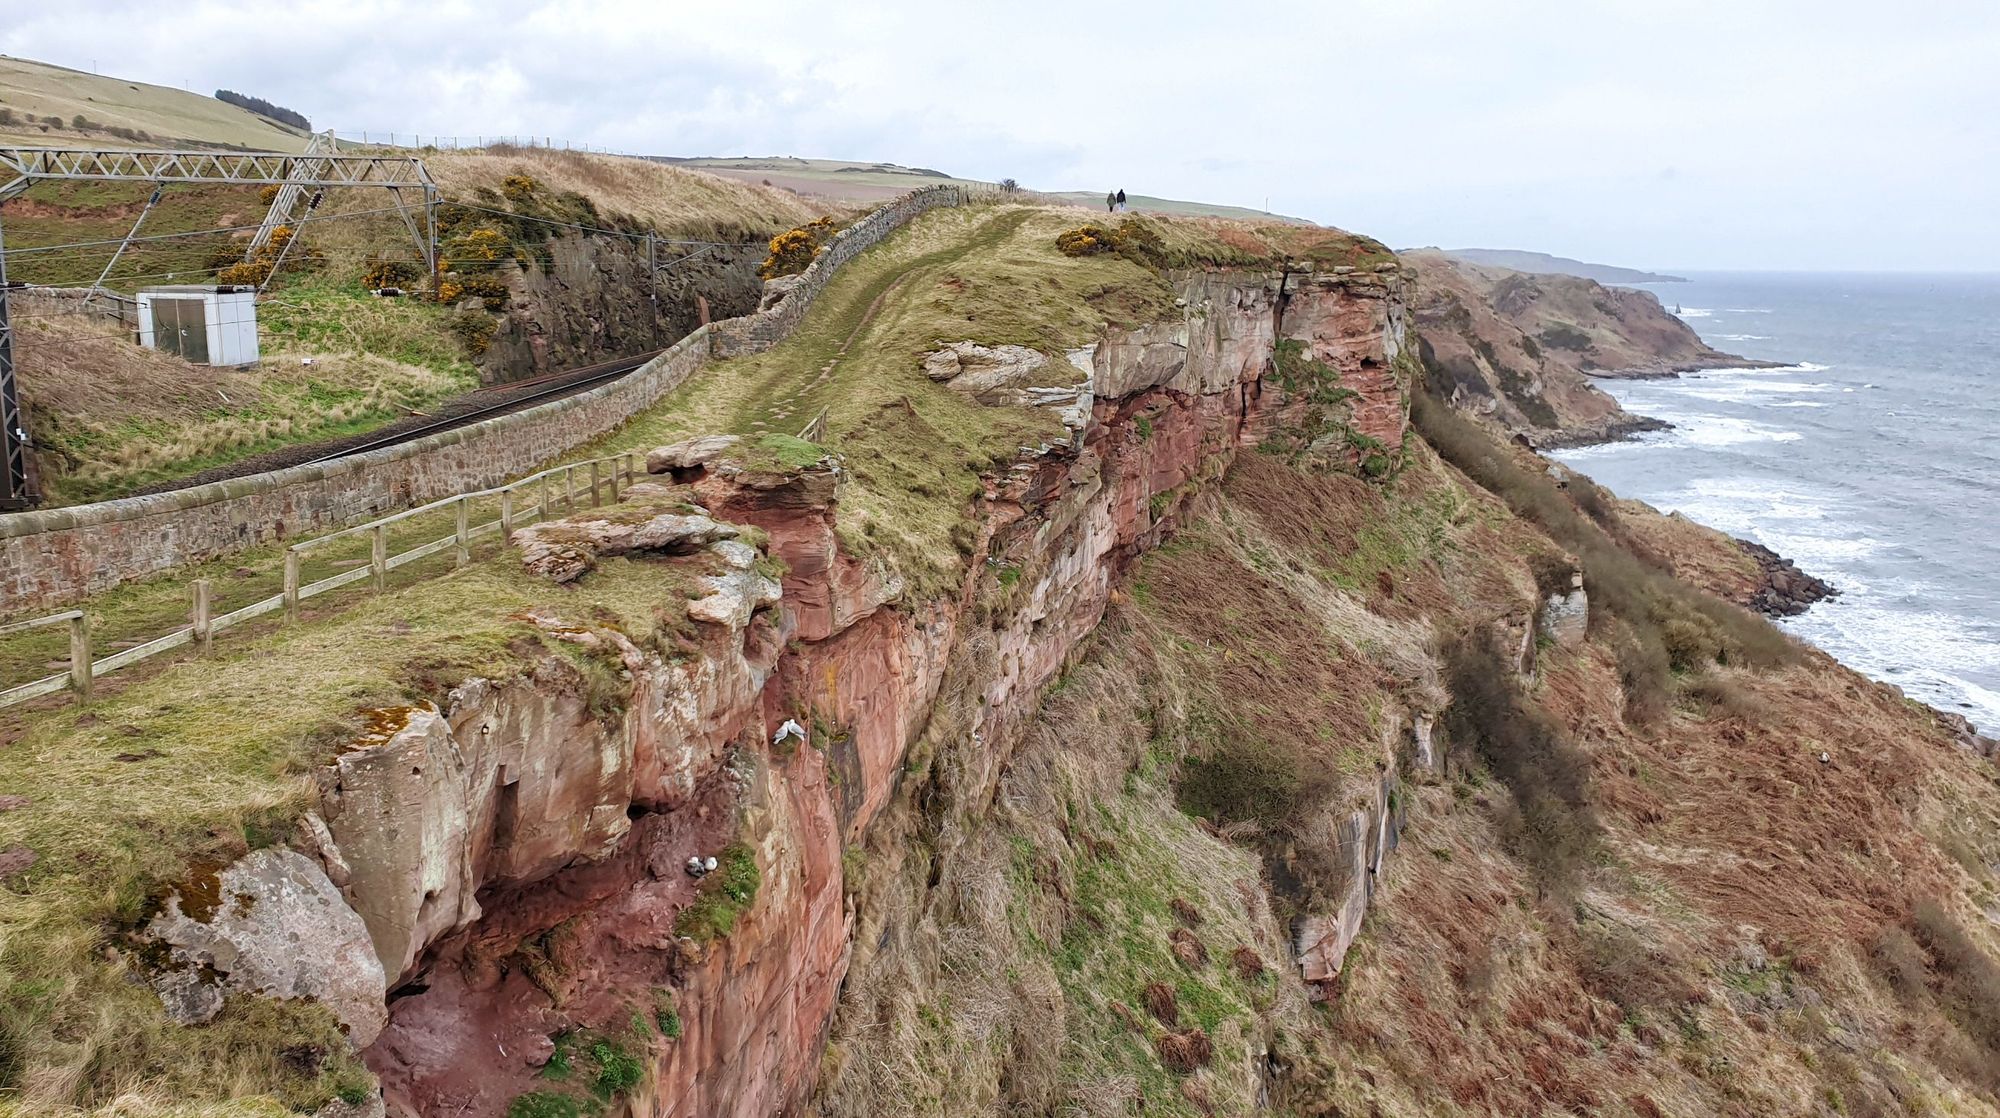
top-left (6, 0), bottom-right (1998, 270)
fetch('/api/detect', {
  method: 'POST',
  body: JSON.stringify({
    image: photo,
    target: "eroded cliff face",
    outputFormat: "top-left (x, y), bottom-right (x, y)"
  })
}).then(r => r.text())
top-left (1402, 248), bottom-right (1767, 446)
top-left (475, 235), bottom-right (766, 383)
top-left (136, 265), bottom-right (1411, 1117)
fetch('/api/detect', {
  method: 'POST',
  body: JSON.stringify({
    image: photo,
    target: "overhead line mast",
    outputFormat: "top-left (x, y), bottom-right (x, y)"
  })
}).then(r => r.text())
top-left (0, 145), bottom-right (441, 510)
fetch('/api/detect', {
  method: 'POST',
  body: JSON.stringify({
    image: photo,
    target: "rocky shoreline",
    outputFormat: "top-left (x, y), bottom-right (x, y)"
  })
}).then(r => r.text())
top-left (1586, 355), bottom-right (1795, 380)
top-left (1736, 536), bottom-right (1838, 617)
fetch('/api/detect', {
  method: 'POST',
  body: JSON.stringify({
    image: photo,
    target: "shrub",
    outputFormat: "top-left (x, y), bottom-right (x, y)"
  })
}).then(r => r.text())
top-left (363, 257), bottom-right (423, 290)
top-left (70, 114), bottom-right (93, 131)
top-left (217, 224), bottom-right (322, 288)
top-left (1539, 322), bottom-right (1591, 351)
top-left (447, 307), bottom-right (495, 355)
top-left (1411, 385), bottom-right (1795, 706)
top-left (1056, 225), bottom-right (1116, 256)
top-left (758, 216), bottom-right (836, 279)
top-left (459, 274), bottom-right (512, 308)
top-left (589, 1040), bottom-right (643, 1097)
top-left (1912, 900), bottom-right (2000, 1066)
top-left (444, 226), bottom-right (514, 266)
top-left (501, 174), bottom-right (540, 205)
top-left (0, 108), bottom-right (14, 126)
top-left (257, 184), bottom-right (282, 206)
top-left (1442, 632), bottom-right (1600, 898)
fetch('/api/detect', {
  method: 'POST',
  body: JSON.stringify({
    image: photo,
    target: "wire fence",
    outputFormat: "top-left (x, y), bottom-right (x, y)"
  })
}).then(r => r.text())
top-left (330, 131), bottom-right (652, 158)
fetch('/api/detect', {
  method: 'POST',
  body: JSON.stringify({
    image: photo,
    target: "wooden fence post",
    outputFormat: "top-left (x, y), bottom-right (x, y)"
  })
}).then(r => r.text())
top-left (590, 460), bottom-right (602, 507)
top-left (455, 497), bottom-right (471, 567)
top-left (608, 456), bottom-right (620, 502)
top-left (371, 525), bottom-right (388, 591)
top-left (283, 550), bottom-right (301, 621)
top-left (541, 476), bottom-right (553, 521)
top-left (565, 466), bottom-right (577, 511)
top-left (501, 488), bottom-right (515, 536)
top-left (192, 579), bottom-right (213, 654)
top-left (68, 614), bottom-right (91, 703)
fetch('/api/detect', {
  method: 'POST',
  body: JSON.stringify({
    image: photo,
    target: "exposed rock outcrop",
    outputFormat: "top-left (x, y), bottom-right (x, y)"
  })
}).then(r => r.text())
top-left (145, 848), bottom-right (388, 1043)
top-left (512, 505), bottom-right (739, 583)
top-left (1540, 571), bottom-right (1590, 646)
top-left (1737, 536), bottom-right (1839, 616)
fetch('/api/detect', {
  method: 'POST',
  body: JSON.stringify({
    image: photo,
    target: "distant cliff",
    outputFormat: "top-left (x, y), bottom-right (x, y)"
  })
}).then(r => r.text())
top-left (1437, 247), bottom-right (1685, 284)
top-left (1403, 249), bottom-right (1773, 446)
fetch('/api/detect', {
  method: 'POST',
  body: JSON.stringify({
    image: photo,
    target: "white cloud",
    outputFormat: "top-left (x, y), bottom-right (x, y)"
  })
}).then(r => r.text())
top-left (6, 0), bottom-right (1997, 268)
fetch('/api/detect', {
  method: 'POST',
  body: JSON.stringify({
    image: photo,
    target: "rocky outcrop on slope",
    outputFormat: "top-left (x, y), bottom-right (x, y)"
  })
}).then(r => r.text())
top-left (1737, 536), bottom-right (1839, 616)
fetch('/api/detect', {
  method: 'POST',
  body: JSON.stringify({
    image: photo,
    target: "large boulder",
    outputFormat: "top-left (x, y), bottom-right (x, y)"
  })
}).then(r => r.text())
top-left (145, 848), bottom-right (388, 1044)
top-left (924, 341), bottom-right (1088, 408)
top-left (514, 508), bottom-right (740, 583)
top-left (646, 435), bottom-right (744, 477)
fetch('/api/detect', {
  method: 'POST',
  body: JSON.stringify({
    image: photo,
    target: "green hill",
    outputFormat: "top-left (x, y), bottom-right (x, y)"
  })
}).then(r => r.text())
top-left (0, 55), bottom-right (312, 151)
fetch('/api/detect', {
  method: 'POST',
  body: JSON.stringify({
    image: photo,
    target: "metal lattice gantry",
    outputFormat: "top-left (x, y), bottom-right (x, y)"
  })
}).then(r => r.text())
top-left (0, 146), bottom-right (434, 200)
top-left (0, 145), bottom-right (442, 511)
top-left (246, 130), bottom-right (341, 256)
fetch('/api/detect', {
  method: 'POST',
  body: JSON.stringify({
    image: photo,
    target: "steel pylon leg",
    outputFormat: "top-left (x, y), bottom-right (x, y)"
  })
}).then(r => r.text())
top-left (0, 216), bottom-right (34, 510)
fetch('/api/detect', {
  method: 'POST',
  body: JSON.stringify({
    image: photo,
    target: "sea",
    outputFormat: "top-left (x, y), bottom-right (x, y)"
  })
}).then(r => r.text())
top-left (1552, 272), bottom-right (2000, 735)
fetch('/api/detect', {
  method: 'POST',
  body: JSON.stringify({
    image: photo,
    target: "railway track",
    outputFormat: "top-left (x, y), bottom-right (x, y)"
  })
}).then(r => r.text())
top-left (297, 349), bottom-right (661, 466)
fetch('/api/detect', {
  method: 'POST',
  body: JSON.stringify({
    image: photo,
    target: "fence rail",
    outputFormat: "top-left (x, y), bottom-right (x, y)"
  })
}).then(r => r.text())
top-left (0, 451), bottom-right (641, 711)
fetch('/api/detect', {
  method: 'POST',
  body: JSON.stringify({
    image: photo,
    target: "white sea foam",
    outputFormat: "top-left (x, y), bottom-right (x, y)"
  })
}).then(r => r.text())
top-left (1675, 307), bottom-right (1713, 318)
top-left (1660, 415), bottom-right (1804, 447)
top-left (1788, 598), bottom-right (2000, 734)
top-left (1712, 333), bottom-right (1772, 341)
top-left (1724, 308), bottom-right (1774, 313)
top-left (1670, 377), bottom-right (1833, 404)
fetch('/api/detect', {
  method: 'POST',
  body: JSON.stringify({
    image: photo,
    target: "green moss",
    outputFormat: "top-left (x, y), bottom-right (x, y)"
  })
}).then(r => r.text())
top-left (745, 433), bottom-right (829, 471)
top-left (673, 842), bottom-right (761, 942)
top-left (508, 1091), bottom-right (582, 1118)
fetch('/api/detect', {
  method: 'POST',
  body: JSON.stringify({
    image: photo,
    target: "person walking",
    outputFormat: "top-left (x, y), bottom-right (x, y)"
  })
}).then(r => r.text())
top-left (1116, 188), bottom-right (1128, 212)
top-left (1106, 191), bottom-right (1116, 213)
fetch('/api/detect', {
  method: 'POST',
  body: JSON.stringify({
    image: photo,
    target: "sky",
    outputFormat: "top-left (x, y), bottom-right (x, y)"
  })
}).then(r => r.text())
top-left (5, 0), bottom-right (1998, 271)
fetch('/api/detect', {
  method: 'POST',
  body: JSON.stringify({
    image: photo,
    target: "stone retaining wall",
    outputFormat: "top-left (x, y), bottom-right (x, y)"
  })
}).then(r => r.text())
top-left (0, 186), bottom-right (968, 610)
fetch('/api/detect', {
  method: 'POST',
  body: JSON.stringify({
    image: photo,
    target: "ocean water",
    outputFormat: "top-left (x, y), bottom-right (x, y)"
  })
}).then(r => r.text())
top-left (1553, 272), bottom-right (2000, 734)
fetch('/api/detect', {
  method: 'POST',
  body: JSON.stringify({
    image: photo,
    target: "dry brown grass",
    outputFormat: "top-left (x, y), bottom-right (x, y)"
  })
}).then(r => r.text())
top-left (16, 310), bottom-right (467, 505)
top-left (423, 148), bottom-right (824, 239)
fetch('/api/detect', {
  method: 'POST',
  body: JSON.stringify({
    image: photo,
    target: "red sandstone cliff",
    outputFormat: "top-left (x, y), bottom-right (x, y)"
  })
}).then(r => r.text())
top-left (140, 264), bottom-right (1412, 1117)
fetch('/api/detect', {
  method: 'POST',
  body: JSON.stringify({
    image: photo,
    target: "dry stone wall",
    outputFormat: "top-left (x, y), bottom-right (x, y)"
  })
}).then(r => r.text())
top-left (0, 186), bottom-right (968, 611)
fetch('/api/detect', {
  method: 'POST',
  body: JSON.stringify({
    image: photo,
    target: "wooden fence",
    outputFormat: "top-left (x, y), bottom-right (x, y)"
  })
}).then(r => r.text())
top-left (0, 451), bottom-right (642, 710)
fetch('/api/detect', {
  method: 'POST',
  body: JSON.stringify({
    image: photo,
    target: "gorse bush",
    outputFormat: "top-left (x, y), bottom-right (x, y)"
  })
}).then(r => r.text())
top-left (215, 225), bottom-right (323, 288)
top-left (1055, 225), bottom-right (1114, 256)
top-left (759, 216), bottom-right (837, 279)
top-left (1055, 218), bottom-right (1165, 266)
